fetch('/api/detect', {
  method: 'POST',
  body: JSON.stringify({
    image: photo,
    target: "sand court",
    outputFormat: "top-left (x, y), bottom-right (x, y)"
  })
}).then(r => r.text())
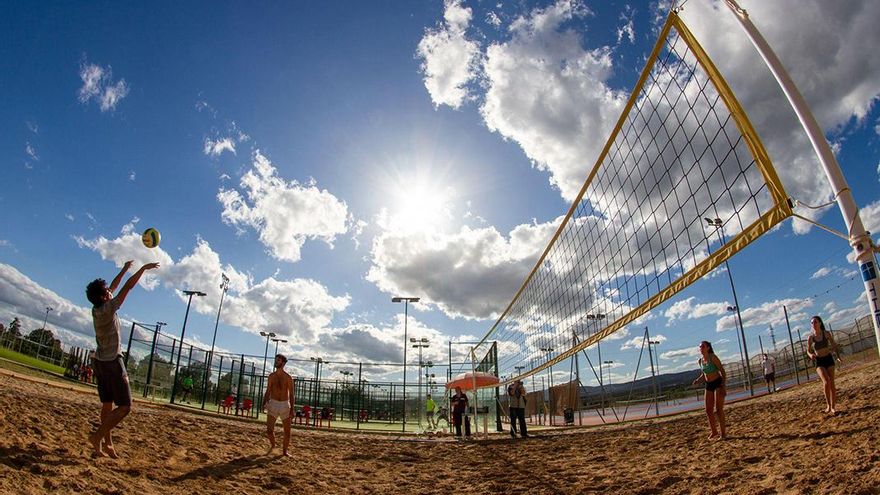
top-left (0, 361), bottom-right (878, 494)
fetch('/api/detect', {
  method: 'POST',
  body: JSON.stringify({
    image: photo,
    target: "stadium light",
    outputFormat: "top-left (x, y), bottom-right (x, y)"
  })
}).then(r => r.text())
top-left (411, 337), bottom-right (430, 429)
top-left (202, 273), bottom-right (230, 410)
top-left (271, 337), bottom-right (287, 357)
top-left (171, 290), bottom-right (206, 404)
top-left (392, 296), bottom-right (420, 432)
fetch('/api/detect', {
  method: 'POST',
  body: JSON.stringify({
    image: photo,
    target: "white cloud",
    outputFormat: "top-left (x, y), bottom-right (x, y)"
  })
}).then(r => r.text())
top-left (480, 0), bottom-right (624, 202)
top-left (0, 263), bottom-right (98, 346)
top-left (486, 11), bottom-right (502, 28)
top-left (128, 170), bottom-right (136, 182)
top-left (660, 345), bottom-right (700, 362)
top-left (76, 229), bottom-right (350, 346)
top-left (619, 331), bottom-right (667, 351)
top-left (810, 266), bottom-right (832, 279)
top-left (416, 0), bottom-right (481, 109)
top-left (367, 215), bottom-right (560, 320)
top-left (99, 80), bottom-right (129, 112)
top-left (26, 121), bottom-right (38, 134)
top-left (677, 1), bottom-right (880, 235)
top-left (664, 297), bottom-right (729, 325)
top-left (217, 150), bottom-right (350, 263)
top-left (78, 60), bottom-right (129, 112)
top-left (857, 199), bottom-right (880, 235)
top-left (25, 142), bottom-right (38, 161)
top-left (203, 137), bottom-right (236, 157)
top-left (616, 7), bottom-right (636, 44)
top-left (714, 297), bottom-right (813, 333)
top-left (0, 240), bottom-right (11, 248)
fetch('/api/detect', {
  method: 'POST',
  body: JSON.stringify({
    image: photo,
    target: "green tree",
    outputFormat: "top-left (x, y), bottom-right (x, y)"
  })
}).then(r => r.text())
top-left (8, 318), bottom-right (22, 337)
top-left (26, 328), bottom-right (62, 357)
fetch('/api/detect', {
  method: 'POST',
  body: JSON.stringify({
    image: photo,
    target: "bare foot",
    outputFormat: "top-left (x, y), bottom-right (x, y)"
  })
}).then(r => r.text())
top-left (104, 443), bottom-right (120, 459)
top-left (88, 432), bottom-right (106, 457)
top-left (829, 408), bottom-right (837, 415)
top-left (281, 451), bottom-right (290, 457)
top-left (707, 433), bottom-right (718, 440)
top-left (823, 407), bottom-right (831, 414)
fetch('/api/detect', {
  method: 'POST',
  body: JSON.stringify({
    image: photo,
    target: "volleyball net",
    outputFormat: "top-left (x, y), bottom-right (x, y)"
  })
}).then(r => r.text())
top-left (471, 10), bottom-right (793, 384)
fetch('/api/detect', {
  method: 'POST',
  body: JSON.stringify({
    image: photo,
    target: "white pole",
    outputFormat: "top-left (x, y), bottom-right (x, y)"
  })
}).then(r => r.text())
top-left (469, 346), bottom-right (479, 436)
top-left (722, 0), bottom-right (880, 357)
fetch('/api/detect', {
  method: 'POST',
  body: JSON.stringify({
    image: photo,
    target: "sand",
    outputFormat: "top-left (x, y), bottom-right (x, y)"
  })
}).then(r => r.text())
top-left (0, 361), bottom-right (878, 495)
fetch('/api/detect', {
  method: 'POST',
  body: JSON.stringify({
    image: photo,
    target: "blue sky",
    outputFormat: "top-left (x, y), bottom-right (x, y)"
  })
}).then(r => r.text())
top-left (1, 0), bottom-right (878, 386)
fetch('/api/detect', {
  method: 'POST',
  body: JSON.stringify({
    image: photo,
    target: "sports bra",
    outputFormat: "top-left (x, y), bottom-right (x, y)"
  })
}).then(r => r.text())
top-left (701, 357), bottom-right (719, 375)
top-left (813, 330), bottom-right (829, 350)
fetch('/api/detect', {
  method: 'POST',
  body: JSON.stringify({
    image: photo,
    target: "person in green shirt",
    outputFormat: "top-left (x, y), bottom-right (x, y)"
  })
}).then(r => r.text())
top-left (425, 394), bottom-right (436, 430)
top-left (181, 375), bottom-right (194, 403)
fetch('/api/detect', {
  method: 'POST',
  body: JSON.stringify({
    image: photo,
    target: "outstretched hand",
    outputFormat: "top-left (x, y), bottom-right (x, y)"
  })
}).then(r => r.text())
top-left (143, 262), bottom-right (160, 270)
top-left (123, 260), bottom-right (134, 270)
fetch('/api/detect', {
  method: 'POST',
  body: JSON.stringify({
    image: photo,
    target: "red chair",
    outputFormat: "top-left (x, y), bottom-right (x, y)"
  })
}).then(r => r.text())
top-left (296, 405), bottom-right (311, 425)
top-left (315, 407), bottom-right (332, 428)
top-left (219, 395), bottom-right (235, 414)
top-left (240, 399), bottom-right (253, 416)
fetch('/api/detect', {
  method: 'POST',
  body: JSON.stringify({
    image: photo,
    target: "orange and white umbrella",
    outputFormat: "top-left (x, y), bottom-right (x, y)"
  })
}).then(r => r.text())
top-left (445, 371), bottom-right (499, 391)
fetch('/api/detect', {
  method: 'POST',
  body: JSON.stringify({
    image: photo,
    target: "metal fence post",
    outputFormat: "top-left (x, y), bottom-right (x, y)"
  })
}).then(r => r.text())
top-left (124, 322), bottom-right (136, 369)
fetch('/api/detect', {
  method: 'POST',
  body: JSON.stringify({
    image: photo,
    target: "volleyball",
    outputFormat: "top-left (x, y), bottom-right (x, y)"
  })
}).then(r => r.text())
top-left (142, 228), bottom-right (161, 248)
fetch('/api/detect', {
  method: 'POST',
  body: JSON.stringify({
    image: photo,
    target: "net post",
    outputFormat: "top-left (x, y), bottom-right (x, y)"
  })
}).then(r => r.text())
top-left (723, 0), bottom-right (880, 357)
top-left (124, 321), bottom-right (136, 369)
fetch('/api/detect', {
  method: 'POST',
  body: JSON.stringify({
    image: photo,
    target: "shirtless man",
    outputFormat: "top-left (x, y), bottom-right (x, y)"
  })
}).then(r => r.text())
top-left (262, 354), bottom-right (295, 456)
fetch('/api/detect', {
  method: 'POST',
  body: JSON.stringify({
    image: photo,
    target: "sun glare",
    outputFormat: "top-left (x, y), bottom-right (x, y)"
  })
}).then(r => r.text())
top-left (391, 181), bottom-right (453, 234)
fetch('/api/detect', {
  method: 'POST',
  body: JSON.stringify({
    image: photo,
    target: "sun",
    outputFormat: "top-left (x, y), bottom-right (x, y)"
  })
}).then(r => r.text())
top-left (388, 178), bottom-right (454, 234)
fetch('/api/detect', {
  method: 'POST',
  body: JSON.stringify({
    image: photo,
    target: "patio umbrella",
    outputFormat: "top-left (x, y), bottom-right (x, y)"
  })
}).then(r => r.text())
top-left (445, 371), bottom-right (499, 391)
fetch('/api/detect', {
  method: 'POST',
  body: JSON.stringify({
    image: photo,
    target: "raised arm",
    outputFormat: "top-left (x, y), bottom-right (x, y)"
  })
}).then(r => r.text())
top-left (108, 260), bottom-right (134, 292)
top-left (115, 263), bottom-right (160, 307)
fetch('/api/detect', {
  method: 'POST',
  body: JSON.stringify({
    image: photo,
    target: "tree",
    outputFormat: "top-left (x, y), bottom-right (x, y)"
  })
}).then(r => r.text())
top-left (26, 328), bottom-right (62, 357)
top-left (8, 318), bottom-right (21, 337)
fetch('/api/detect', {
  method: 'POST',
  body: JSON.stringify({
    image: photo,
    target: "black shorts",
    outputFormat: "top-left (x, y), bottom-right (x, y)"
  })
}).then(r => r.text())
top-left (94, 356), bottom-right (132, 407)
top-left (815, 354), bottom-right (835, 370)
top-left (764, 372), bottom-right (775, 381)
top-left (705, 376), bottom-right (724, 391)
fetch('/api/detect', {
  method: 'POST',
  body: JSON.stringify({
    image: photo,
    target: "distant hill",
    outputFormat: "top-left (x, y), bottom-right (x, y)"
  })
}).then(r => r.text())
top-left (577, 369), bottom-right (699, 402)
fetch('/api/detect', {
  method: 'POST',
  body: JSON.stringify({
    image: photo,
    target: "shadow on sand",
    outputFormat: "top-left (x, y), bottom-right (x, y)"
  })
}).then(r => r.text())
top-left (171, 454), bottom-right (279, 482)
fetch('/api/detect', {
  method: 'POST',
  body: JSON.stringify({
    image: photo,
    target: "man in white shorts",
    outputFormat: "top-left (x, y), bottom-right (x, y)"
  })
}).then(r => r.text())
top-left (262, 354), bottom-right (295, 456)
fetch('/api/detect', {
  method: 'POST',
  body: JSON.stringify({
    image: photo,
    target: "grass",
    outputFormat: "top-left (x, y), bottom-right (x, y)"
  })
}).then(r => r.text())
top-left (0, 347), bottom-right (66, 375)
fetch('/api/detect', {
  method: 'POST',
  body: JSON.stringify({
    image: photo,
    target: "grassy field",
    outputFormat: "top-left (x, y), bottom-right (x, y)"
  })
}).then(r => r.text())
top-left (0, 348), bottom-right (65, 375)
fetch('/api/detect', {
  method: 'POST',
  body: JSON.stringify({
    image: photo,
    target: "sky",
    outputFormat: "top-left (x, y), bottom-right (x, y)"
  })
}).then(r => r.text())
top-left (1, 0), bottom-right (878, 387)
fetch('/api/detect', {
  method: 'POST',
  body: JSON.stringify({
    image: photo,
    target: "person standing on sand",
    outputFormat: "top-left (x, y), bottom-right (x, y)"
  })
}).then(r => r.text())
top-left (263, 354), bottom-right (295, 456)
top-left (450, 386), bottom-right (469, 438)
top-left (507, 380), bottom-right (528, 439)
top-left (86, 260), bottom-right (160, 457)
top-left (761, 354), bottom-right (777, 393)
top-left (806, 315), bottom-right (842, 415)
top-left (692, 341), bottom-right (727, 440)
top-left (425, 393), bottom-right (436, 430)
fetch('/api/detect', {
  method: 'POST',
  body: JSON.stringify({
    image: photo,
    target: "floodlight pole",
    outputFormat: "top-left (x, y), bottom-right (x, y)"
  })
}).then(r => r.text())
top-left (392, 296), bottom-right (420, 432)
top-left (411, 337), bottom-right (429, 429)
top-left (202, 273), bottom-right (229, 410)
top-left (171, 290), bottom-right (206, 404)
top-left (724, 0), bottom-right (880, 357)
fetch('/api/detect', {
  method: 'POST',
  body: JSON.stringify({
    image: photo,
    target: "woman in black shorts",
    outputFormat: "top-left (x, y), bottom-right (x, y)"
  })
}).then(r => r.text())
top-left (806, 315), bottom-right (841, 414)
top-left (692, 341), bottom-right (726, 440)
